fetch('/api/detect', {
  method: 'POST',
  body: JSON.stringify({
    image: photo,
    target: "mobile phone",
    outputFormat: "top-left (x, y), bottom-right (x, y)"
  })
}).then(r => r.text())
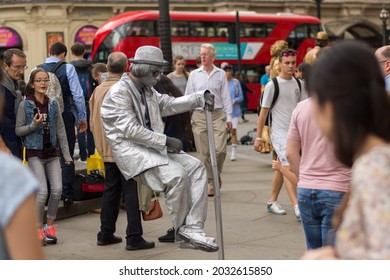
top-left (33, 108), bottom-right (39, 116)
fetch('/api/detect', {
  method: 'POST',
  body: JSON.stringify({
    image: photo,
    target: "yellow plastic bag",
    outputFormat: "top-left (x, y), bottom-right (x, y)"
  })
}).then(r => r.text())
top-left (87, 151), bottom-right (105, 177)
top-left (22, 147), bottom-right (29, 167)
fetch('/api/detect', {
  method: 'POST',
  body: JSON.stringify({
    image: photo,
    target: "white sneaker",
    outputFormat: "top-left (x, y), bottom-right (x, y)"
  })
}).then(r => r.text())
top-left (230, 153), bottom-right (236, 161)
top-left (294, 205), bottom-right (301, 220)
top-left (267, 201), bottom-right (287, 215)
top-left (178, 227), bottom-right (219, 252)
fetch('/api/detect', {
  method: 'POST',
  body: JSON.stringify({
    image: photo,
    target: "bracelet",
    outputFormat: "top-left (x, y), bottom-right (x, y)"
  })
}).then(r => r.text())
top-left (256, 137), bottom-right (262, 141)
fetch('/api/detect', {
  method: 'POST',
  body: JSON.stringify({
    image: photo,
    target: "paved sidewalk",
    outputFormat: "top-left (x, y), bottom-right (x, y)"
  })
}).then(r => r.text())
top-left (44, 113), bottom-right (306, 260)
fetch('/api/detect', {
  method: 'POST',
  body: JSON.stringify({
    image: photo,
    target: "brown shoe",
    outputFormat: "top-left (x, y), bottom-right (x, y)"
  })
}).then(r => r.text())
top-left (208, 188), bottom-right (214, 197)
top-left (92, 208), bottom-right (101, 214)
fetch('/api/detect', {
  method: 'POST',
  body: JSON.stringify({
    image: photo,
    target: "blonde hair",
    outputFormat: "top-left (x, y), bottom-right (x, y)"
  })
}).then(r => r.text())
top-left (269, 40), bottom-right (289, 78)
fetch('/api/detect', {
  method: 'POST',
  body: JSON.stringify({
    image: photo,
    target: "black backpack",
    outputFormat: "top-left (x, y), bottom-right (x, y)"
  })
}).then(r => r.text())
top-left (37, 61), bottom-right (66, 75)
top-left (257, 77), bottom-right (301, 125)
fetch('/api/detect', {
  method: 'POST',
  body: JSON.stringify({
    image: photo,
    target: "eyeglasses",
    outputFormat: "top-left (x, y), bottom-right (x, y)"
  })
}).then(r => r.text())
top-left (151, 70), bottom-right (163, 78)
top-left (33, 79), bottom-right (50, 83)
top-left (10, 65), bottom-right (28, 71)
top-left (280, 50), bottom-right (298, 58)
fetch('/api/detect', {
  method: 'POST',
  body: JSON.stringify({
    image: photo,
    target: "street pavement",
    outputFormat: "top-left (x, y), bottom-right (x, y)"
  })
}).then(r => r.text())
top-left (44, 112), bottom-right (306, 260)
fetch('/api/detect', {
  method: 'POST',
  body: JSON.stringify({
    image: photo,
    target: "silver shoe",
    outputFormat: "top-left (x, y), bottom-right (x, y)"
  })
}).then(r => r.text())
top-left (178, 228), bottom-right (219, 252)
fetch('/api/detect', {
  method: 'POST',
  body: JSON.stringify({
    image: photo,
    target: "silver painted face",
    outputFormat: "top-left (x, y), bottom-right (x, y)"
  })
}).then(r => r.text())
top-left (140, 66), bottom-right (163, 87)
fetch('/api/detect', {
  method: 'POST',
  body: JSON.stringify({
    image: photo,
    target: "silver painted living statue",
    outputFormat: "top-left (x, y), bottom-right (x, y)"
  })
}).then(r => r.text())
top-left (100, 45), bottom-right (218, 252)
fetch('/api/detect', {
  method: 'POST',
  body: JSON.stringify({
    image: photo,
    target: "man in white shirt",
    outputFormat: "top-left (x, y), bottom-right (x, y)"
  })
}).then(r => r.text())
top-left (254, 49), bottom-right (306, 219)
top-left (185, 43), bottom-right (233, 197)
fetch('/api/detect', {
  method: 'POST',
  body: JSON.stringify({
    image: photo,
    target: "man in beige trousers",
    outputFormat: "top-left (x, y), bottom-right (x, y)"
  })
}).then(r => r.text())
top-left (185, 43), bottom-right (233, 197)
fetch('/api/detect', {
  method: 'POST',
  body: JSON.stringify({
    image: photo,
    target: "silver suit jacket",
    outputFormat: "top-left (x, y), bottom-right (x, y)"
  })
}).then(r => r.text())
top-left (101, 73), bottom-right (205, 180)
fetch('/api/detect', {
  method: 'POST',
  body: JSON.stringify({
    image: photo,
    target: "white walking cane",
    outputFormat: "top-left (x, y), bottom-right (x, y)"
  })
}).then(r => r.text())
top-left (204, 90), bottom-right (225, 260)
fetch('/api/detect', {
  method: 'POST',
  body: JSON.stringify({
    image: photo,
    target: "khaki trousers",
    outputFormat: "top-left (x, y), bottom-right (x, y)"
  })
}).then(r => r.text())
top-left (191, 109), bottom-right (227, 186)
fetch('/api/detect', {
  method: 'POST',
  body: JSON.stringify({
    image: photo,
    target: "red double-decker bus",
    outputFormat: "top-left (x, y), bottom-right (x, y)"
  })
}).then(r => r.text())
top-left (92, 10), bottom-right (323, 110)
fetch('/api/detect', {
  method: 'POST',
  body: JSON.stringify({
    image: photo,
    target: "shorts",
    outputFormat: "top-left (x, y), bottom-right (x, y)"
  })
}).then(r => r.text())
top-left (271, 135), bottom-right (289, 166)
top-left (231, 117), bottom-right (239, 129)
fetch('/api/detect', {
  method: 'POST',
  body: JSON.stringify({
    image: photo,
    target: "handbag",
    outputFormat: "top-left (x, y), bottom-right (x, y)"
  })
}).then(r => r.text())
top-left (260, 125), bottom-right (274, 154)
top-left (22, 147), bottom-right (28, 167)
top-left (142, 192), bottom-right (163, 221)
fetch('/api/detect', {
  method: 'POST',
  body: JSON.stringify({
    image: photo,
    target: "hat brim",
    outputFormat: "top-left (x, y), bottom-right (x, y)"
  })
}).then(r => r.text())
top-left (129, 58), bottom-right (169, 66)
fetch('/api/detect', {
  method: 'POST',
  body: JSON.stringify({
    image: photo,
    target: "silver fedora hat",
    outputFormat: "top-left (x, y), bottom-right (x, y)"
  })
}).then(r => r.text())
top-left (129, 45), bottom-right (169, 66)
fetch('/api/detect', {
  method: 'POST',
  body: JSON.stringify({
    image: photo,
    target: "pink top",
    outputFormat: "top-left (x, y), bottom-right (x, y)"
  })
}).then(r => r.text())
top-left (287, 98), bottom-right (351, 192)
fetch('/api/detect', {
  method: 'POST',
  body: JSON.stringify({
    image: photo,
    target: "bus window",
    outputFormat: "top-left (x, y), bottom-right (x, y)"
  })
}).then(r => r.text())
top-left (295, 25), bottom-right (307, 39)
top-left (172, 21), bottom-right (189, 37)
top-left (289, 24), bottom-right (322, 39)
top-left (307, 24), bottom-right (321, 38)
top-left (95, 22), bottom-right (131, 62)
top-left (239, 23), bottom-right (277, 38)
top-left (215, 22), bottom-right (229, 38)
top-left (125, 20), bottom-right (156, 37)
top-left (287, 23), bottom-right (322, 53)
top-left (265, 23), bottom-right (277, 37)
top-left (200, 22), bottom-right (216, 38)
top-left (189, 22), bottom-right (206, 37)
top-left (207, 27), bottom-right (216, 37)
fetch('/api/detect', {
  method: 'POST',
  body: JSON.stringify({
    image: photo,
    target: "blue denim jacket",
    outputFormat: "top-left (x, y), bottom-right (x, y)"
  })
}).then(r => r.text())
top-left (22, 99), bottom-right (59, 150)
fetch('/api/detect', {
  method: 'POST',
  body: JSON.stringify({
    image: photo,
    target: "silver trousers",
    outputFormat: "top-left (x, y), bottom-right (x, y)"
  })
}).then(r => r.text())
top-left (137, 152), bottom-right (208, 234)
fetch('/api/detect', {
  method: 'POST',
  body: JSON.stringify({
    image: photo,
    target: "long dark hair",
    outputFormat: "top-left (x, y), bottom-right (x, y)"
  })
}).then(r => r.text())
top-left (153, 75), bottom-right (194, 151)
top-left (25, 68), bottom-right (49, 96)
top-left (307, 41), bottom-right (390, 167)
top-left (154, 74), bottom-right (183, 98)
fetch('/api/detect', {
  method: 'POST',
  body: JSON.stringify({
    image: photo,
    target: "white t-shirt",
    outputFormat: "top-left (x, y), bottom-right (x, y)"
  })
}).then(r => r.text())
top-left (261, 77), bottom-right (305, 138)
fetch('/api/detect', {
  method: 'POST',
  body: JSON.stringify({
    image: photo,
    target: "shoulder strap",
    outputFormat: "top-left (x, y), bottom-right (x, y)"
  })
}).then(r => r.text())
top-left (270, 77), bottom-right (279, 108)
top-left (293, 77), bottom-right (302, 93)
top-left (51, 61), bottom-right (66, 74)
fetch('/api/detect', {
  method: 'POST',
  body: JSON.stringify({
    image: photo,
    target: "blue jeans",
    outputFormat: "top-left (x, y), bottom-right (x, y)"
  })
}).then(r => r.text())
top-left (297, 188), bottom-right (345, 249)
top-left (77, 104), bottom-right (95, 161)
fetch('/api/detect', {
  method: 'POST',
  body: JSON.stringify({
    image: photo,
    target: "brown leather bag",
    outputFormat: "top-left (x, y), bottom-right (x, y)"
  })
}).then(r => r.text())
top-left (142, 193), bottom-right (163, 221)
top-left (260, 125), bottom-right (274, 154)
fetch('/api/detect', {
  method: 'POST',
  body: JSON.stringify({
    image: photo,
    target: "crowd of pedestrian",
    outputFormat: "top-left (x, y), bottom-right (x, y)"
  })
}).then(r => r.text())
top-left (1, 37), bottom-right (390, 260)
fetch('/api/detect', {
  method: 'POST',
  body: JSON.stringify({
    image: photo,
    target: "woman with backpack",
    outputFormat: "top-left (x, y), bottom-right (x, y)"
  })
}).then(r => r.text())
top-left (15, 68), bottom-right (72, 246)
